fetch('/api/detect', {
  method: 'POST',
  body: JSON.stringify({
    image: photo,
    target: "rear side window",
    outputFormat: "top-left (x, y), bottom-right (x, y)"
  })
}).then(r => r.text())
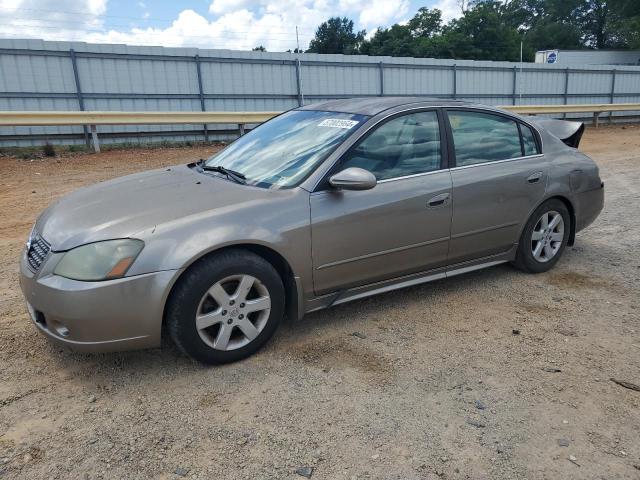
top-left (339, 111), bottom-right (441, 180)
top-left (520, 124), bottom-right (540, 156)
top-left (448, 111), bottom-right (522, 166)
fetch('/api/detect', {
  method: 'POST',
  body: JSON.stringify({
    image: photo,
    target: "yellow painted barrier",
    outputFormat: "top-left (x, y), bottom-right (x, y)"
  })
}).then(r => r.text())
top-left (1, 103), bottom-right (637, 151)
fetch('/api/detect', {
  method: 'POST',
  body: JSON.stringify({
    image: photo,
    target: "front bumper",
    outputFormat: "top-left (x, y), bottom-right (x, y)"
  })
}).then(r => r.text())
top-left (19, 251), bottom-right (178, 353)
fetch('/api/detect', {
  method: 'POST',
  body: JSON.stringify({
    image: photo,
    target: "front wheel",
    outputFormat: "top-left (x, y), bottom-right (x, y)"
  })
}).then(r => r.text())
top-left (166, 249), bottom-right (285, 364)
top-left (512, 199), bottom-right (570, 273)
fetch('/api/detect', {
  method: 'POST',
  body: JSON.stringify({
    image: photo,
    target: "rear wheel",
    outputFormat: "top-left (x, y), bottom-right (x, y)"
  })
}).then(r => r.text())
top-left (512, 199), bottom-right (570, 273)
top-left (166, 249), bottom-right (284, 364)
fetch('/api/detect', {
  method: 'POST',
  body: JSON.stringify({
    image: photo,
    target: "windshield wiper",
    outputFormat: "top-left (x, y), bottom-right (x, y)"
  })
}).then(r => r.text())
top-left (196, 160), bottom-right (246, 184)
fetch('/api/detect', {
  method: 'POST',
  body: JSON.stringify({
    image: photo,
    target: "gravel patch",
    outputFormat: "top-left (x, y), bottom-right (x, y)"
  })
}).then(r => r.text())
top-left (0, 127), bottom-right (639, 479)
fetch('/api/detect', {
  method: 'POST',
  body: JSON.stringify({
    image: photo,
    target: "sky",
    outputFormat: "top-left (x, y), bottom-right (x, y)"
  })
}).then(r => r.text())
top-left (0, 0), bottom-right (463, 51)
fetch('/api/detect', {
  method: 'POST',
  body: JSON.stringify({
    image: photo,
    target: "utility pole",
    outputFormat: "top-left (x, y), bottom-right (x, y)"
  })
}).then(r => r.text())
top-left (295, 25), bottom-right (304, 105)
top-left (519, 40), bottom-right (523, 103)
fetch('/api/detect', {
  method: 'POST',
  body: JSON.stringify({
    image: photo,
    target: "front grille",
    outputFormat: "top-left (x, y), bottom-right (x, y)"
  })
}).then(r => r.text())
top-left (26, 233), bottom-right (51, 272)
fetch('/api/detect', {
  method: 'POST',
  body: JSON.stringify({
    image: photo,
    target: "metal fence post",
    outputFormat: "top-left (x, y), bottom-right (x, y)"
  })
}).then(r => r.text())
top-left (512, 66), bottom-right (517, 105)
top-left (69, 49), bottom-right (90, 148)
top-left (379, 62), bottom-right (384, 96)
top-left (295, 59), bottom-right (304, 106)
top-left (563, 68), bottom-right (570, 119)
top-left (194, 54), bottom-right (209, 143)
top-left (90, 124), bottom-right (100, 152)
top-left (609, 69), bottom-right (617, 123)
top-left (452, 64), bottom-right (457, 99)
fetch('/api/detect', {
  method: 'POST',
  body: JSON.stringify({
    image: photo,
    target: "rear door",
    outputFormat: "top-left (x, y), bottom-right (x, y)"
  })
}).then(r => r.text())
top-left (310, 109), bottom-right (452, 295)
top-left (445, 109), bottom-right (547, 264)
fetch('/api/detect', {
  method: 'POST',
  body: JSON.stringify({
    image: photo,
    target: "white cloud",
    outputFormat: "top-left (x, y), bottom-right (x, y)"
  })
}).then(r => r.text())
top-left (0, 0), bottom-right (108, 41)
top-left (209, 0), bottom-right (252, 15)
top-left (0, 0), bottom-right (419, 51)
top-left (359, 0), bottom-right (409, 29)
top-left (433, 0), bottom-right (464, 23)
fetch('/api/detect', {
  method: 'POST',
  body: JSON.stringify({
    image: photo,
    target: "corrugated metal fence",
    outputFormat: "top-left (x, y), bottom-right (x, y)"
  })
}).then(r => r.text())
top-left (1, 38), bottom-right (640, 146)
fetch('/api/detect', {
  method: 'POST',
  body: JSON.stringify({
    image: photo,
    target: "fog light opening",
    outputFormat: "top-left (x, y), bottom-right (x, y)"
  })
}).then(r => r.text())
top-left (34, 310), bottom-right (46, 327)
top-left (48, 318), bottom-right (70, 338)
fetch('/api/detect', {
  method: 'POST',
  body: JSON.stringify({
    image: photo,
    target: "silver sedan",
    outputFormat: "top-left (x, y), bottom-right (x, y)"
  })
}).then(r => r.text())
top-left (19, 98), bottom-right (604, 364)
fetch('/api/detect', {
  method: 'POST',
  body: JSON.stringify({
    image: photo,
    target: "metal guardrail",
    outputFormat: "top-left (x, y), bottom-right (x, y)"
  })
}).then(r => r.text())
top-left (1, 103), bottom-right (638, 152)
top-left (501, 103), bottom-right (640, 114)
top-left (501, 102), bottom-right (640, 127)
top-left (0, 111), bottom-right (280, 152)
top-left (0, 111), bottom-right (280, 126)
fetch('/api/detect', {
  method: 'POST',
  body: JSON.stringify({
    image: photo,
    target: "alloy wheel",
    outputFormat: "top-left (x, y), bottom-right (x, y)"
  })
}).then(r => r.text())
top-left (195, 274), bottom-right (271, 351)
top-left (531, 210), bottom-right (564, 263)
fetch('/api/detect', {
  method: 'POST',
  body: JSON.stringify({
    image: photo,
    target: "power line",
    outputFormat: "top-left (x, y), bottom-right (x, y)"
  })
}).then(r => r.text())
top-left (0, 6), bottom-right (317, 32)
top-left (0, 24), bottom-right (308, 45)
top-left (0, 31), bottom-right (304, 50)
top-left (0, 31), bottom-right (300, 50)
top-left (3, 19), bottom-right (310, 38)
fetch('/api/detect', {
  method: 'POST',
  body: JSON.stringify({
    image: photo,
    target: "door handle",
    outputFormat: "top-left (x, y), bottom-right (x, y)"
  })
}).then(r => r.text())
top-left (427, 192), bottom-right (450, 207)
top-left (527, 171), bottom-right (543, 184)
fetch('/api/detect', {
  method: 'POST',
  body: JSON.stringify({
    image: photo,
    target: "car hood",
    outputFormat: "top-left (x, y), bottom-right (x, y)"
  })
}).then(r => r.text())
top-left (36, 165), bottom-right (285, 251)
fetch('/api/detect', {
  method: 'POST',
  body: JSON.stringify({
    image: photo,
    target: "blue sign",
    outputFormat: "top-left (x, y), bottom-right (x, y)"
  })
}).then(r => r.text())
top-left (547, 51), bottom-right (558, 64)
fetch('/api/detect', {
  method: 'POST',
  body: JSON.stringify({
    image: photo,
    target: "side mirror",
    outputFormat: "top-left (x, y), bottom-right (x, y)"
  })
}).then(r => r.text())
top-left (328, 167), bottom-right (377, 191)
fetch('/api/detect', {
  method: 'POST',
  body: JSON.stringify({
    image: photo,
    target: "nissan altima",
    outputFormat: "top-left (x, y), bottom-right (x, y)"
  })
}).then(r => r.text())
top-left (20, 98), bottom-right (604, 364)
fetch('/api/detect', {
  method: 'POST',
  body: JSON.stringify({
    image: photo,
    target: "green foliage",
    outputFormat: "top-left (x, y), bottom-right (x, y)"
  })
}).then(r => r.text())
top-left (252, 46), bottom-right (266, 52)
top-left (307, 17), bottom-right (366, 54)
top-left (308, 1), bottom-right (640, 61)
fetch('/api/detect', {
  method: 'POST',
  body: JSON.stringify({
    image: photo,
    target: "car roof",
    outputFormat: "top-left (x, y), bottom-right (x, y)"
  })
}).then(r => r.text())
top-left (297, 96), bottom-right (474, 116)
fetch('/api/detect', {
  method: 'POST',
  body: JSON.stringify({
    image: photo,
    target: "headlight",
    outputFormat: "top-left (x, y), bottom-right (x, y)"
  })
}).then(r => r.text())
top-left (54, 239), bottom-right (144, 281)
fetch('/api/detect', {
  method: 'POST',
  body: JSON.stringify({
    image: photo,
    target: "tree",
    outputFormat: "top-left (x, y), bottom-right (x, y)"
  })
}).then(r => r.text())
top-left (360, 24), bottom-right (415, 57)
top-left (608, 0), bottom-right (640, 48)
top-left (307, 17), bottom-right (366, 54)
top-left (440, 1), bottom-right (525, 61)
top-left (252, 45), bottom-right (266, 52)
top-left (408, 7), bottom-right (443, 38)
top-left (360, 8), bottom-right (443, 57)
top-left (308, 0), bottom-right (640, 63)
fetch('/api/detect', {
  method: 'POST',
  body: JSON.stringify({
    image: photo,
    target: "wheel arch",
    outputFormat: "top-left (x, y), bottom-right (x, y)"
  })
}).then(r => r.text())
top-left (523, 195), bottom-right (576, 247)
top-left (546, 195), bottom-right (576, 246)
top-left (161, 243), bottom-right (300, 333)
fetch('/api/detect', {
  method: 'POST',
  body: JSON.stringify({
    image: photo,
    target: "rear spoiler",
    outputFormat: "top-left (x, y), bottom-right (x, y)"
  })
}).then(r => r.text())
top-left (525, 117), bottom-right (585, 148)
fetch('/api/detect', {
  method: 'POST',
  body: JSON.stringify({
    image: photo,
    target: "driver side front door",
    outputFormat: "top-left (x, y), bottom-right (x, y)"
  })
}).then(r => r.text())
top-left (309, 110), bottom-right (452, 295)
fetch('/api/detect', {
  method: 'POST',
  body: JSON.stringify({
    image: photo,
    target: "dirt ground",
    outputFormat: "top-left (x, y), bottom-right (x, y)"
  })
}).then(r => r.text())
top-left (0, 126), bottom-right (639, 480)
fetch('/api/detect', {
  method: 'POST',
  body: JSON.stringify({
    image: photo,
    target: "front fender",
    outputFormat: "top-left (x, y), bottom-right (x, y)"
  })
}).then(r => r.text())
top-left (126, 189), bottom-right (313, 294)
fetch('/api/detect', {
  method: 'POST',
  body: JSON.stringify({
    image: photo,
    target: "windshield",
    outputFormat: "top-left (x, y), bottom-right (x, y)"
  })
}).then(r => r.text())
top-left (204, 110), bottom-right (368, 188)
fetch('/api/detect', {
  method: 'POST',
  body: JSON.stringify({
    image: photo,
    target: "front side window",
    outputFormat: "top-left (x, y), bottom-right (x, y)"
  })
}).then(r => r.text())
top-left (205, 110), bottom-right (368, 188)
top-left (448, 111), bottom-right (522, 166)
top-left (338, 111), bottom-right (442, 181)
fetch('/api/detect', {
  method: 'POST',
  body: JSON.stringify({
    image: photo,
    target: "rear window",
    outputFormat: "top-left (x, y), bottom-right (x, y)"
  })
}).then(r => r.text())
top-left (520, 124), bottom-right (540, 156)
top-left (448, 111), bottom-right (522, 166)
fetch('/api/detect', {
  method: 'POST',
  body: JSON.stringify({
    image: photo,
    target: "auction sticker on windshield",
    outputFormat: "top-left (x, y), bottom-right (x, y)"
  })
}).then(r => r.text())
top-left (318, 119), bottom-right (360, 129)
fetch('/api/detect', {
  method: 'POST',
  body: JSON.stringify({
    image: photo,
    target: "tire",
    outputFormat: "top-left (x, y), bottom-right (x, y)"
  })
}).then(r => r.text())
top-left (166, 249), bottom-right (285, 364)
top-left (512, 199), bottom-right (570, 274)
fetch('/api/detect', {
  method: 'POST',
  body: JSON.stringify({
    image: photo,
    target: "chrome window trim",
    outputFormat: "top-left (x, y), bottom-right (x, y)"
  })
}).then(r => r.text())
top-left (377, 168), bottom-right (447, 184)
top-left (449, 153), bottom-right (545, 171)
top-left (444, 105), bottom-right (544, 155)
top-left (308, 103), bottom-right (545, 192)
top-left (308, 168), bottom-right (448, 196)
top-left (310, 106), bottom-right (444, 191)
